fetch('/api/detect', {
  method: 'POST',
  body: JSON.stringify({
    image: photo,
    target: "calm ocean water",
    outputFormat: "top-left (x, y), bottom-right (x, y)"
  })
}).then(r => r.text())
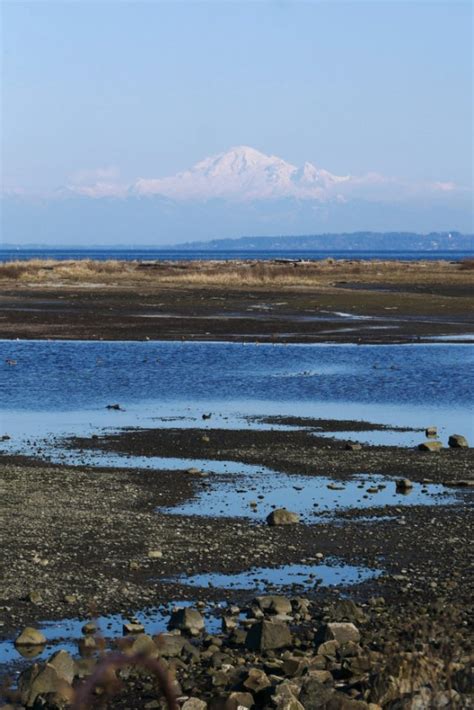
top-left (2, 340), bottom-right (473, 442)
top-left (1, 248), bottom-right (473, 262)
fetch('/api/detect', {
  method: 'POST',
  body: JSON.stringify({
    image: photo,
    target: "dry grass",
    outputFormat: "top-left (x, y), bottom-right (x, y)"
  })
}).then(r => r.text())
top-left (0, 259), bottom-right (130, 283)
top-left (458, 257), bottom-right (474, 271)
top-left (0, 257), bottom-right (471, 290)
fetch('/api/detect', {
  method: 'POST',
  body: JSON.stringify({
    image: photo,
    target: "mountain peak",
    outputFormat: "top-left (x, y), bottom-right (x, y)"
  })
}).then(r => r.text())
top-left (134, 146), bottom-right (345, 201)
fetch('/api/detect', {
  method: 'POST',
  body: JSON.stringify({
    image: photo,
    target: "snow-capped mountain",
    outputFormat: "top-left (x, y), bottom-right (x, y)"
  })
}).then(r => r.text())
top-left (132, 146), bottom-right (350, 201)
top-left (61, 145), bottom-right (464, 206)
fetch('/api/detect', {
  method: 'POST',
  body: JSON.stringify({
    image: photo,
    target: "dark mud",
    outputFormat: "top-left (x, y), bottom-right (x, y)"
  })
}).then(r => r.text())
top-left (1, 279), bottom-right (473, 343)
top-left (67, 423), bottom-right (473, 484)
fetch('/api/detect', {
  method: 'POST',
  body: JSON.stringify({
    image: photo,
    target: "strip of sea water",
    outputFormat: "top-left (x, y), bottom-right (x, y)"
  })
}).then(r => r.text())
top-left (1, 248), bottom-right (473, 262)
top-left (1, 340), bottom-right (472, 445)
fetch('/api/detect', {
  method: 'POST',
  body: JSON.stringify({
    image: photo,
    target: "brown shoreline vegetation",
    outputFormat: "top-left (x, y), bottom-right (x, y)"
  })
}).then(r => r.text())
top-left (1, 256), bottom-right (474, 288)
top-left (0, 257), bottom-right (473, 343)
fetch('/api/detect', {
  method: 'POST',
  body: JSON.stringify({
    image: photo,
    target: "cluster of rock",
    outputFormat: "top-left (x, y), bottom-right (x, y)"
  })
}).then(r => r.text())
top-left (418, 432), bottom-right (469, 452)
top-left (6, 597), bottom-right (467, 709)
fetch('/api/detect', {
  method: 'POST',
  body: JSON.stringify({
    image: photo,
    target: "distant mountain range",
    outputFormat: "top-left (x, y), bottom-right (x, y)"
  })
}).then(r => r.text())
top-left (2, 146), bottom-right (472, 243)
top-left (3, 232), bottom-right (473, 253)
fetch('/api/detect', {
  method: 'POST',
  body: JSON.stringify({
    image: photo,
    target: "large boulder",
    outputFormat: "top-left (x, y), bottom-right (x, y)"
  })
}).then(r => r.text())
top-left (48, 650), bottom-right (75, 684)
top-left (18, 663), bottom-right (73, 707)
top-left (448, 434), bottom-right (469, 448)
top-left (266, 509), bottom-right (300, 526)
top-left (245, 620), bottom-right (292, 651)
top-left (169, 607), bottom-right (205, 635)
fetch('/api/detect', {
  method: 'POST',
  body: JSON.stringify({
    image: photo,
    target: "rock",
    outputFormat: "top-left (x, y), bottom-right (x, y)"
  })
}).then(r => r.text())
top-left (409, 688), bottom-right (460, 709)
top-left (18, 663), bottom-right (73, 707)
top-left (153, 632), bottom-right (186, 657)
top-left (201, 435), bottom-right (210, 443)
top-left (317, 640), bottom-right (339, 657)
top-left (307, 669), bottom-right (333, 684)
top-left (255, 595), bottom-right (292, 615)
top-left (245, 620), bottom-right (292, 650)
top-left (319, 622), bottom-right (361, 645)
top-left (223, 692), bottom-right (254, 710)
top-left (325, 695), bottom-right (371, 709)
top-left (27, 591), bottom-right (43, 605)
top-left (15, 627), bottom-right (46, 646)
top-left (418, 441), bottom-right (442, 451)
top-left (332, 600), bottom-right (367, 624)
top-left (63, 594), bottom-right (77, 604)
top-left (186, 468), bottom-right (201, 474)
top-left (345, 442), bottom-right (362, 451)
top-left (281, 656), bottom-right (310, 677)
top-left (78, 635), bottom-right (97, 653)
top-left (123, 621), bottom-right (145, 635)
top-left (169, 607), bottom-right (205, 635)
top-left (395, 478), bottom-right (413, 492)
top-left (82, 621), bottom-right (97, 634)
top-left (16, 644), bottom-right (45, 659)
top-left (425, 426), bottom-right (438, 437)
top-left (243, 668), bottom-right (271, 693)
top-left (106, 403), bottom-right (123, 410)
top-left (182, 699), bottom-right (208, 710)
top-left (299, 678), bottom-right (334, 708)
top-left (266, 509), bottom-right (300, 526)
top-left (123, 633), bottom-right (158, 657)
top-left (448, 434), bottom-right (468, 448)
top-left (273, 683), bottom-right (304, 710)
top-left (48, 650), bottom-right (75, 684)
top-left (222, 616), bottom-right (237, 633)
top-left (148, 549), bottom-right (163, 559)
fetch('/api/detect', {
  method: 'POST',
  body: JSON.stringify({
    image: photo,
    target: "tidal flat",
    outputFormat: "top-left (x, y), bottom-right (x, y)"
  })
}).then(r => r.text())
top-left (0, 257), bottom-right (473, 343)
top-left (0, 262), bottom-right (473, 708)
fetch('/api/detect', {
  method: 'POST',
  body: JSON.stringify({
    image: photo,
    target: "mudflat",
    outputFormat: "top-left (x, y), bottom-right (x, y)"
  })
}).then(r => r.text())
top-left (1, 258), bottom-right (473, 342)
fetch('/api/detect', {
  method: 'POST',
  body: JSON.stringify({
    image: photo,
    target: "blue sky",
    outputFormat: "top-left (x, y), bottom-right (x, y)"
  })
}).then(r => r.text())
top-left (3, 0), bottom-right (472, 190)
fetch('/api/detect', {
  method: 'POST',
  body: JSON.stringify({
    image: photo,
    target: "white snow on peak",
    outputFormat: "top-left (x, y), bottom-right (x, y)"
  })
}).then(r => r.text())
top-left (133, 146), bottom-right (350, 201)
